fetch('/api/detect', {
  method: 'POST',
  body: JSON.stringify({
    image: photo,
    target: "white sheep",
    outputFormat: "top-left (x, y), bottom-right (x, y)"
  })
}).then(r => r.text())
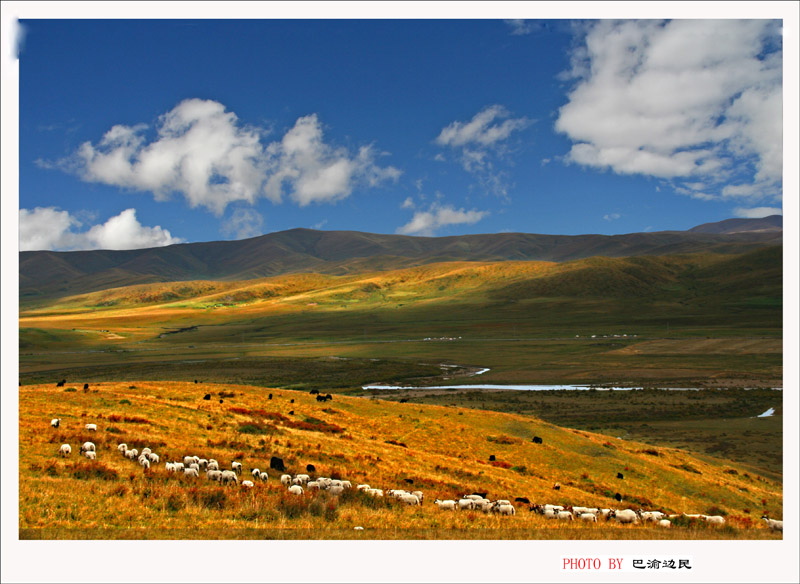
top-left (573, 507), bottom-right (599, 515)
top-left (141, 447), bottom-right (152, 457)
top-left (50, 418), bottom-right (60, 428)
top-left (125, 450), bottom-right (137, 460)
top-left (207, 461), bottom-right (220, 471)
top-left (399, 494), bottom-right (420, 506)
top-left (702, 515), bottom-right (726, 525)
top-left (183, 456), bottom-right (194, 467)
top-left (166, 462), bottom-right (177, 472)
top-left (183, 468), bottom-right (199, 478)
top-left (232, 461), bottom-right (243, 474)
top-left (640, 511), bottom-right (665, 523)
top-left (464, 494), bottom-right (485, 501)
top-left (259, 472), bottom-right (269, 482)
top-left (197, 458), bottom-right (209, 470)
top-left (366, 488), bottom-right (384, 497)
top-left (543, 508), bottom-right (557, 519)
top-left (579, 512), bottom-right (598, 522)
top-left (288, 485), bottom-right (304, 495)
top-left (612, 509), bottom-right (639, 524)
top-left (292, 477), bottom-right (304, 486)
top-left (473, 499), bottom-right (494, 513)
top-left (251, 468), bottom-right (261, 479)
top-left (117, 443), bottom-right (128, 454)
top-left (412, 490), bottom-right (424, 504)
top-left (658, 519), bottom-right (672, 528)
top-left (295, 474), bottom-right (310, 484)
top-left (173, 462), bottom-right (184, 471)
top-left (762, 516), bottom-right (783, 532)
top-left (84, 450), bottom-right (96, 460)
top-left (189, 463), bottom-right (200, 473)
top-left (206, 470), bottom-right (222, 482)
top-left (341, 481), bottom-right (352, 489)
top-left (80, 441), bottom-right (96, 454)
top-left (59, 444), bottom-right (71, 457)
top-left (241, 480), bottom-right (254, 489)
top-left (494, 504), bottom-right (516, 516)
top-left (556, 510), bottom-right (574, 521)
top-left (328, 485), bottom-right (345, 496)
top-left (281, 474), bottom-right (292, 486)
top-left (356, 484), bottom-right (371, 491)
top-left (434, 499), bottom-right (457, 511)
top-left (139, 458), bottom-right (150, 469)
top-left (457, 498), bottom-right (475, 510)
top-left (148, 453), bottom-right (159, 464)
top-left (220, 470), bottom-right (238, 485)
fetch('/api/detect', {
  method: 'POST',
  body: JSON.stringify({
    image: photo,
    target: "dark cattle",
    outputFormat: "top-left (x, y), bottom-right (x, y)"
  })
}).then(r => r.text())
top-left (310, 389), bottom-right (319, 395)
top-left (614, 493), bottom-right (622, 502)
top-left (194, 380), bottom-right (198, 384)
top-left (399, 398), bottom-right (409, 403)
top-left (306, 464), bottom-right (316, 473)
top-left (533, 436), bottom-right (543, 444)
top-left (617, 472), bottom-right (624, 479)
top-left (553, 482), bottom-right (561, 491)
top-left (325, 394), bottom-right (333, 401)
top-left (472, 492), bottom-right (488, 499)
top-left (203, 394), bottom-right (211, 400)
top-left (270, 456), bottom-right (286, 472)
top-left (219, 399), bottom-right (224, 404)
top-left (316, 395), bottom-right (326, 402)
top-left (289, 411), bottom-right (294, 415)
top-left (268, 394), bottom-right (273, 400)
top-left (290, 399), bottom-right (295, 404)
top-left (56, 380), bottom-right (66, 387)
top-left (83, 383), bottom-right (89, 390)
top-left (404, 478), bottom-right (414, 485)
top-left (489, 455), bottom-right (496, 462)
top-left (515, 497), bottom-right (531, 504)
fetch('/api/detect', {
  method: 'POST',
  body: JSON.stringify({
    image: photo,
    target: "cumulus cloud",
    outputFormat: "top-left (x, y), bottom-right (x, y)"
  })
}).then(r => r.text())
top-left (505, 19), bottom-right (533, 36)
top-left (221, 207), bottom-right (264, 240)
top-left (56, 99), bottom-right (400, 216)
top-left (732, 206), bottom-right (782, 218)
top-left (396, 203), bottom-right (489, 236)
top-left (556, 20), bottom-right (783, 201)
top-left (435, 105), bottom-right (530, 196)
top-left (603, 213), bottom-right (621, 221)
top-left (19, 207), bottom-right (183, 251)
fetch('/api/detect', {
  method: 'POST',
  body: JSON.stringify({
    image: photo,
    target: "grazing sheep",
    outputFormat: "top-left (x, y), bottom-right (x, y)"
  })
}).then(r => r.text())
top-left (50, 418), bottom-right (60, 428)
top-left (367, 488), bottom-right (384, 497)
top-left (281, 474), bottom-right (292, 486)
top-left (184, 468), bottom-right (199, 478)
top-left (411, 491), bottom-right (424, 504)
top-left (399, 494), bottom-right (420, 506)
top-left (457, 499), bottom-right (475, 511)
top-left (464, 494), bottom-right (485, 501)
top-left (599, 509), bottom-right (613, 519)
top-left (252, 468), bottom-right (261, 479)
top-left (611, 509), bottom-right (639, 524)
top-left (579, 513), bottom-right (598, 522)
top-left (139, 458), bottom-right (150, 469)
top-left (658, 519), bottom-right (672, 528)
top-left (295, 474), bottom-right (310, 484)
top-left (128, 449), bottom-right (138, 458)
top-left (206, 470), bottom-right (223, 482)
top-left (288, 485), bottom-right (304, 495)
top-left (292, 477), bottom-right (304, 486)
top-left (232, 461), bottom-right (243, 474)
top-left (259, 472), bottom-right (269, 482)
top-left (494, 504), bottom-right (516, 516)
top-left (473, 499), bottom-right (494, 513)
top-left (640, 511), bottom-right (665, 523)
top-left (183, 456), bottom-right (194, 467)
top-left (207, 461), bottom-right (220, 471)
top-left (166, 462), bottom-right (177, 472)
top-left (572, 507), bottom-right (599, 515)
top-left (189, 463), bottom-right (200, 473)
top-left (59, 444), bottom-right (71, 457)
top-left (125, 450), bottom-right (137, 460)
top-left (434, 499), bottom-right (457, 511)
top-left (544, 504), bottom-right (565, 512)
top-left (241, 480), bottom-right (254, 489)
top-left (148, 453), bottom-right (159, 464)
top-left (85, 424), bottom-right (97, 432)
top-left (80, 442), bottom-right (96, 454)
top-left (197, 459), bottom-right (208, 470)
top-left (173, 462), bottom-right (184, 472)
top-left (307, 481), bottom-right (321, 490)
top-left (341, 481), bottom-right (352, 489)
top-left (84, 451), bottom-right (97, 460)
top-left (762, 516), bottom-right (783, 532)
top-left (117, 443), bottom-right (128, 454)
top-left (220, 470), bottom-right (239, 485)
top-left (494, 500), bottom-right (512, 507)
top-left (141, 448), bottom-right (152, 457)
top-left (702, 515), bottom-right (726, 525)
top-left (328, 485), bottom-right (345, 496)
top-left (556, 510), bottom-right (574, 521)
top-left (543, 508), bottom-right (557, 519)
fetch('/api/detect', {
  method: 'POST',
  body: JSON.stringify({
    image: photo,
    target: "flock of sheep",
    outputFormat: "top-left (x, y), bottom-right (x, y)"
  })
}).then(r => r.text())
top-left (49, 417), bottom-right (783, 533)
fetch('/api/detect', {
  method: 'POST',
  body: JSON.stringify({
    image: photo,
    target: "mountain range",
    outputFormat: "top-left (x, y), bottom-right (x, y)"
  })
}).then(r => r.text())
top-left (19, 216), bottom-right (782, 301)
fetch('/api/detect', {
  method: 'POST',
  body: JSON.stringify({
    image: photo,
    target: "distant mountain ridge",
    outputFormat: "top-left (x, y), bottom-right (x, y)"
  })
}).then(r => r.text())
top-left (19, 217), bottom-right (782, 301)
top-left (688, 215), bottom-right (782, 234)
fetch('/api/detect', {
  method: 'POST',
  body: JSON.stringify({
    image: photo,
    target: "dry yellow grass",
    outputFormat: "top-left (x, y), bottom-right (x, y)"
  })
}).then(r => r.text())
top-left (18, 381), bottom-right (782, 539)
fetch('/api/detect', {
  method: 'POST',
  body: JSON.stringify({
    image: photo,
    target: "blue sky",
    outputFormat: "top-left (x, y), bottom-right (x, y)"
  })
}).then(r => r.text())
top-left (11, 13), bottom-right (790, 250)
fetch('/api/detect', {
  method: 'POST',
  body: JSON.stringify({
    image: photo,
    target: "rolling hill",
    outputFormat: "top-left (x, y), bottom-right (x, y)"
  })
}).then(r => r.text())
top-left (19, 218), bottom-right (781, 301)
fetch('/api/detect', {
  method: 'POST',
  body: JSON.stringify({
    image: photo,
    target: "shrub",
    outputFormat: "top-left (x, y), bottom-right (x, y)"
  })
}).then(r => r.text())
top-left (166, 493), bottom-right (186, 512)
top-left (105, 426), bottom-right (123, 434)
top-left (191, 489), bottom-right (227, 510)
top-left (487, 435), bottom-right (519, 445)
top-left (64, 388), bottom-right (77, 393)
top-left (705, 505), bottom-right (728, 517)
top-left (119, 399), bottom-right (131, 405)
top-left (277, 493), bottom-right (308, 519)
top-left (641, 449), bottom-right (660, 457)
top-left (489, 460), bottom-right (512, 469)
top-left (68, 461), bottom-right (118, 481)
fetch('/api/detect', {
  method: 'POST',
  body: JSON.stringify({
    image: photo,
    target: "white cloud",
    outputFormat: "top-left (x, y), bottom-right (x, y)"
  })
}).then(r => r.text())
top-left (603, 213), bottom-right (621, 221)
top-left (732, 206), bottom-right (782, 218)
top-left (19, 207), bottom-right (183, 251)
top-left (311, 219), bottom-right (328, 230)
top-left (221, 207), bottom-right (264, 240)
top-left (58, 99), bottom-right (400, 215)
top-left (435, 105), bottom-right (530, 197)
top-left (556, 20), bottom-right (782, 201)
top-left (505, 19), bottom-right (533, 36)
top-left (396, 203), bottom-right (489, 236)
top-left (401, 197), bottom-right (415, 209)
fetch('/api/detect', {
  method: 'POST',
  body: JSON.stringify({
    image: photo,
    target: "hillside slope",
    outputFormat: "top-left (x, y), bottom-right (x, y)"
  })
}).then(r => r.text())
top-left (19, 381), bottom-right (782, 538)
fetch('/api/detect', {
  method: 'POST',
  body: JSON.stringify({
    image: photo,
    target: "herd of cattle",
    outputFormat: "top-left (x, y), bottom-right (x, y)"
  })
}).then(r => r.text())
top-left (48, 417), bottom-right (784, 533)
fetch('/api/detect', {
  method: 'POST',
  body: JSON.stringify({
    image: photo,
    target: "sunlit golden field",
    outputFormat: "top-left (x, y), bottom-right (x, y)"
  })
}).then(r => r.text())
top-left (19, 381), bottom-right (782, 539)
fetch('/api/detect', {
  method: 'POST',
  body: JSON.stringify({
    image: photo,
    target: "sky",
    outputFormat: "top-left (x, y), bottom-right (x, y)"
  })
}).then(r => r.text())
top-left (8, 9), bottom-right (794, 251)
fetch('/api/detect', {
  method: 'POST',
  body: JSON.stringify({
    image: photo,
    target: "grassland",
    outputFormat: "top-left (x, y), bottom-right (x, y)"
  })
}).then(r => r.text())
top-left (19, 381), bottom-right (782, 539)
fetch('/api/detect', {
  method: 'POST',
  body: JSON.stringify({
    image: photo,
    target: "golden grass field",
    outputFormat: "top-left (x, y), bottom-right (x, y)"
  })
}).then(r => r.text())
top-left (19, 380), bottom-right (782, 540)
